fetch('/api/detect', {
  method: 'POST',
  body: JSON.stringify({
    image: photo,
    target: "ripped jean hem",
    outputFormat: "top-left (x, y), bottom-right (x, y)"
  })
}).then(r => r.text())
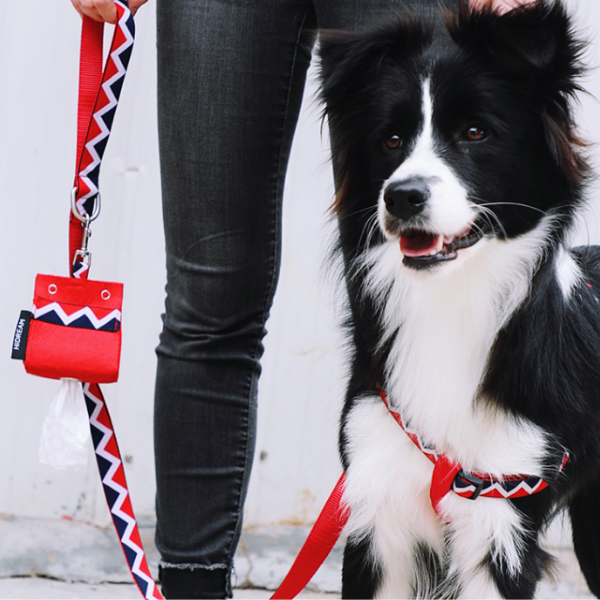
top-left (158, 562), bottom-right (233, 598)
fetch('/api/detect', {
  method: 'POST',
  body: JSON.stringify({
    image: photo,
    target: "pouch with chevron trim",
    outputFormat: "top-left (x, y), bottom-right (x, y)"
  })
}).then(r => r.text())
top-left (14, 274), bottom-right (123, 383)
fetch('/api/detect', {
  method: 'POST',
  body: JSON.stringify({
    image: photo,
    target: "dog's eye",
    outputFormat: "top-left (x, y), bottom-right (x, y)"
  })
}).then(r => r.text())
top-left (385, 134), bottom-right (402, 149)
top-left (464, 126), bottom-right (488, 142)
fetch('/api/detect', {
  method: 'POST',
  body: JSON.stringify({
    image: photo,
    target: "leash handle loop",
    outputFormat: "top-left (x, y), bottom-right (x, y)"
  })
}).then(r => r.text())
top-left (69, 1), bottom-right (135, 267)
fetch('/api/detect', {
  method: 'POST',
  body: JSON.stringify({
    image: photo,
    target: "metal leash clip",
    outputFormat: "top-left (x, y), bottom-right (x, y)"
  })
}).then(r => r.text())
top-left (71, 188), bottom-right (101, 265)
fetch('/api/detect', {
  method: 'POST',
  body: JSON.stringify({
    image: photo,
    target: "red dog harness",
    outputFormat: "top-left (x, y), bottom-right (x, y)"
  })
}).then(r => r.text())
top-left (378, 389), bottom-right (569, 520)
top-left (272, 390), bottom-right (569, 598)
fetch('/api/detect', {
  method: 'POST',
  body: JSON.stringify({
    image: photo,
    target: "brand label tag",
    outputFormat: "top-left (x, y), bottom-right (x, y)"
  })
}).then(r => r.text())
top-left (12, 311), bottom-right (32, 360)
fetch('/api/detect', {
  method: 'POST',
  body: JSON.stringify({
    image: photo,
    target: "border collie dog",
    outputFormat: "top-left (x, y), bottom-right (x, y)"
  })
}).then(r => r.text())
top-left (319, 1), bottom-right (600, 597)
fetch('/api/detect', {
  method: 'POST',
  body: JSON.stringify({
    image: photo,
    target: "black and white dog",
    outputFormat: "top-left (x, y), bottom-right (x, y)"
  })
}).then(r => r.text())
top-left (319, 1), bottom-right (600, 597)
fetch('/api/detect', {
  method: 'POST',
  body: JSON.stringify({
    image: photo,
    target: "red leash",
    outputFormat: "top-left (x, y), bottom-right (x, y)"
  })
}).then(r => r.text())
top-left (270, 474), bottom-right (348, 599)
top-left (69, 16), bottom-right (103, 266)
top-left (71, 5), bottom-right (163, 599)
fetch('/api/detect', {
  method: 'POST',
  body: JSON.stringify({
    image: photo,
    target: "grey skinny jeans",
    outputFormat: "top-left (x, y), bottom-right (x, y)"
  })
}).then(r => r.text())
top-left (154, 0), bottom-right (451, 597)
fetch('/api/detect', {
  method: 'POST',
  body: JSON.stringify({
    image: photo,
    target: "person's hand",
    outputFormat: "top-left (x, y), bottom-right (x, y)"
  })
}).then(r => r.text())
top-left (70, 0), bottom-right (148, 23)
top-left (469, 0), bottom-right (536, 13)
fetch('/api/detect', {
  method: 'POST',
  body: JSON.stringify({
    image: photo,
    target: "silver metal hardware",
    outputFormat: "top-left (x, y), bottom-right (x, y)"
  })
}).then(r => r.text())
top-left (71, 188), bottom-right (101, 266)
top-left (71, 188), bottom-right (101, 224)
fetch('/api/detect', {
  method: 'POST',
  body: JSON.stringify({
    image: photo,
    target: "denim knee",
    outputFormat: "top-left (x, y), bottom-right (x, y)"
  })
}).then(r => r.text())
top-left (158, 229), bottom-right (277, 362)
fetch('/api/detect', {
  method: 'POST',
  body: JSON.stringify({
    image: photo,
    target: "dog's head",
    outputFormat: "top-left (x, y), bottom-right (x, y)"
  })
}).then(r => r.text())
top-left (319, 0), bottom-right (587, 271)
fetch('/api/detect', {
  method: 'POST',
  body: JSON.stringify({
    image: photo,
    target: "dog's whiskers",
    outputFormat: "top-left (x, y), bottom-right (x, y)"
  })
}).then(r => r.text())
top-left (338, 205), bottom-right (379, 222)
top-left (357, 210), bottom-right (381, 252)
top-left (475, 201), bottom-right (550, 216)
top-left (470, 203), bottom-right (508, 240)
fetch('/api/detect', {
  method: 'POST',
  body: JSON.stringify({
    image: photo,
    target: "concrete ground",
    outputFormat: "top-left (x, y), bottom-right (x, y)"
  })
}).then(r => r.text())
top-left (0, 516), bottom-right (593, 599)
top-left (0, 578), bottom-right (338, 599)
top-left (0, 561), bottom-right (594, 600)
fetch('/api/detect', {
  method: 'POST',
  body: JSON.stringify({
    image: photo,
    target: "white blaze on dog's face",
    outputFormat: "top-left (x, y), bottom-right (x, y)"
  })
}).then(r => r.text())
top-left (377, 78), bottom-right (482, 271)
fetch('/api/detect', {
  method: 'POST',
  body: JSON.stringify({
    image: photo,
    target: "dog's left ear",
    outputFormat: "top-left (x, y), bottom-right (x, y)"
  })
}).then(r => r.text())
top-left (449, 0), bottom-right (588, 181)
top-left (448, 0), bottom-right (584, 90)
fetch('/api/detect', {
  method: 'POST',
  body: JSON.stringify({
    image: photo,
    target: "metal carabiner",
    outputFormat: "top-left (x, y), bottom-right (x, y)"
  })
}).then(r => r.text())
top-left (71, 187), bottom-right (101, 224)
top-left (71, 188), bottom-right (101, 266)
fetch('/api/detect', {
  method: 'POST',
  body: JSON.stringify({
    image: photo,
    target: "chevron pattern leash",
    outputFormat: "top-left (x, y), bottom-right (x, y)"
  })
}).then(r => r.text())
top-left (72, 259), bottom-right (91, 280)
top-left (84, 383), bottom-right (162, 599)
top-left (68, 5), bottom-right (163, 599)
top-left (70, 0), bottom-right (135, 267)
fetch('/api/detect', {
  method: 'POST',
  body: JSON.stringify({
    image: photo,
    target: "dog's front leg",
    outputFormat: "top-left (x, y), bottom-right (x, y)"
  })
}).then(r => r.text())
top-left (441, 494), bottom-right (550, 599)
top-left (341, 533), bottom-right (384, 599)
top-left (341, 527), bottom-right (424, 599)
top-left (341, 397), bottom-right (444, 598)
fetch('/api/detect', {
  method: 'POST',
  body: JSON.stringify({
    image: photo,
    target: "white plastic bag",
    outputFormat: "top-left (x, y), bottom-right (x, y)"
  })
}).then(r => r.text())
top-left (39, 378), bottom-right (90, 471)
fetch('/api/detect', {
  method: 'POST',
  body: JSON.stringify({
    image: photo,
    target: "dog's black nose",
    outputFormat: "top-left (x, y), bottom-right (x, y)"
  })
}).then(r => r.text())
top-left (384, 179), bottom-right (429, 219)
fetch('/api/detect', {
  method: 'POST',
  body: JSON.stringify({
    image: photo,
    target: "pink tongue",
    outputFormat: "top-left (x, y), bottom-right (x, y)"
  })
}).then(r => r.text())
top-left (400, 231), bottom-right (440, 257)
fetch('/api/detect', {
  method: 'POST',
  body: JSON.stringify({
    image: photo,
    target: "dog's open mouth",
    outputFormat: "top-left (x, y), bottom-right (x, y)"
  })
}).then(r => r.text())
top-left (400, 225), bottom-right (483, 268)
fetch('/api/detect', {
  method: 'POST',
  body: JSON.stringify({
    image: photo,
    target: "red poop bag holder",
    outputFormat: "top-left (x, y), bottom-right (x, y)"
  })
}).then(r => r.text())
top-left (22, 274), bottom-right (123, 383)
top-left (11, 4), bottom-right (163, 599)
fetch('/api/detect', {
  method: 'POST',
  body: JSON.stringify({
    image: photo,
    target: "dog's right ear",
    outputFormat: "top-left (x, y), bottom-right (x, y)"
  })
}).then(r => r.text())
top-left (318, 20), bottom-right (432, 216)
top-left (318, 30), bottom-right (362, 94)
top-left (318, 19), bottom-right (433, 121)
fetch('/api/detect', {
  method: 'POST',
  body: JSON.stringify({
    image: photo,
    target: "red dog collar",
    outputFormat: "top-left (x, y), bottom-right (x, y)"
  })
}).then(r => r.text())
top-left (378, 390), bottom-right (568, 521)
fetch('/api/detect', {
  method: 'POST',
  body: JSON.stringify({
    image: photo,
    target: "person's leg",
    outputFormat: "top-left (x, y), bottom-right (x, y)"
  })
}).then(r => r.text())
top-left (154, 1), bottom-right (316, 597)
top-left (154, 1), bottom-right (457, 598)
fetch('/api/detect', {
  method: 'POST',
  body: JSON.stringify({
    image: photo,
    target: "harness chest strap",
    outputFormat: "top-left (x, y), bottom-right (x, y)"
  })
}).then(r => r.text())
top-left (378, 390), bottom-right (569, 520)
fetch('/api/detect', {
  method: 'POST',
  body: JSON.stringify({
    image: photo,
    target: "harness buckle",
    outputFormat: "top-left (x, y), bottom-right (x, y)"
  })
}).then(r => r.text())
top-left (455, 470), bottom-right (484, 500)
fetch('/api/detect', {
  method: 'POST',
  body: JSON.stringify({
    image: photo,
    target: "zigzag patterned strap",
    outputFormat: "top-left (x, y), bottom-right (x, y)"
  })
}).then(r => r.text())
top-left (83, 383), bottom-right (163, 599)
top-left (378, 390), bottom-right (568, 509)
top-left (68, 6), bottom-right (162, 599)
top-left (73, 260), bottom-right (91, 281)
top-left (69, 1), bottom-right (135, 267)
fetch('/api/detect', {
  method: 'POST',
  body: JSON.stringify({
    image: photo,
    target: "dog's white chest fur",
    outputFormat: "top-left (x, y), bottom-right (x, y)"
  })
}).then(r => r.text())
top-left (343, 225), bottom-right (560, 597)
top-left (362, 227), bottom-right (553, 470)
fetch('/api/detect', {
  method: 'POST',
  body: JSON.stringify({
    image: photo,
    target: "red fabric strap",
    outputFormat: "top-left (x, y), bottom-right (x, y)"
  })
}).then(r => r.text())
top-left (271, 474), bottom-right (348, 600)
top-left (76, 17), bottom-right (104, 170)
top-left (378, 389), bottom-right (567, 521)
top-left (430, 455), bottom-right (462, 517)
top-left (70, 16), bottom-right (104, 265)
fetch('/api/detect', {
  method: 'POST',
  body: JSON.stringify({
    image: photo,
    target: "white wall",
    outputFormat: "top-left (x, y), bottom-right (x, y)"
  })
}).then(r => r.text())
top-left (0, 0), bottom-right (599, 530)
top-left (0, 1), bottom-right (166, 525)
